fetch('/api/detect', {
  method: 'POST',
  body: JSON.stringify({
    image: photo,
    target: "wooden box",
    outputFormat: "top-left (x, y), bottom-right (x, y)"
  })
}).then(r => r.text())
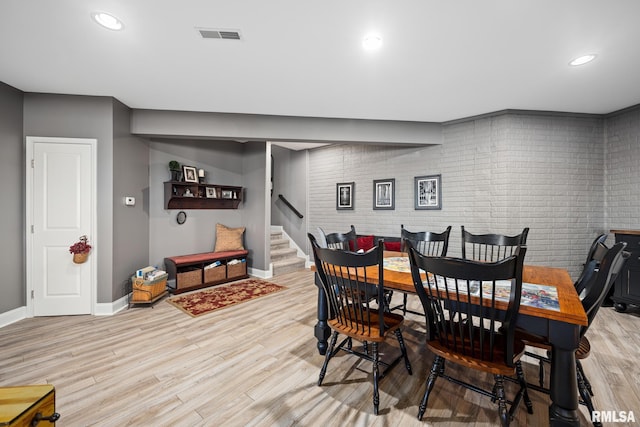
top-left (204, 264), bottom-right (226, 283)
top-left (0, 384), bottom-right (58, 426)
top-left (227, 260), bottom-right (247, 279)
top-left (177, 268), bottom-right (202, 289)
top-left (132, 274), bottom-right (168, 302)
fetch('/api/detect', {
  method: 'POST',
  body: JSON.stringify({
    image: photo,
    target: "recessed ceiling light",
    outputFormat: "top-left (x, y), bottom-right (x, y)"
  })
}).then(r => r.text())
top-left (91, 12), bottom-right (124, 31)
top-left (569, 54), bottom-right (596, 66)
top-left (363, 34), bottom-right (382, 50)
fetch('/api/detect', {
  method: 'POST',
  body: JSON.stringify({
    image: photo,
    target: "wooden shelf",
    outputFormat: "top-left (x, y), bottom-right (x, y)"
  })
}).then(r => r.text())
top-left (164, 181), bottom-right (242, 209)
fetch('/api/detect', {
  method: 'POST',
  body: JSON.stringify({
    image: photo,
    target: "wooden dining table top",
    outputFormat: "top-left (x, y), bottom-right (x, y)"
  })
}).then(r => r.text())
top-left (313, 250), bottom-right (588, 327)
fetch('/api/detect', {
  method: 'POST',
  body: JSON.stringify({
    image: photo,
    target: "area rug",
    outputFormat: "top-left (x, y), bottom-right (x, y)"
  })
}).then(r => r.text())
top-left (166, 279), bottom-right (287, 317)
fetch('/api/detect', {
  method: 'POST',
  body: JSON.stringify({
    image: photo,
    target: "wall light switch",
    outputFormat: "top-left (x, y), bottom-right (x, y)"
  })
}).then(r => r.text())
top-left (124, 196), bottom-right (135, 206)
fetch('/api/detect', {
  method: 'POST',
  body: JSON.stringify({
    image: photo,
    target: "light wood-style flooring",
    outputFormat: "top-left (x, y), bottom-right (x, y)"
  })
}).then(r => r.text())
top-left (1, 269), bottom-right (639, 426)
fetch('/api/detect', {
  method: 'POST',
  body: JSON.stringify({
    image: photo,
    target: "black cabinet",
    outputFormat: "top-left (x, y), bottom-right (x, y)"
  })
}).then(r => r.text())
top-left (611, 230), bottom-right (640, 312)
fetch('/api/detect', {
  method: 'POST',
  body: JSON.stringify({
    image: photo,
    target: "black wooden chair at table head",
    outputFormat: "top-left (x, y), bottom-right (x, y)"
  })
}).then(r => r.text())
top-left (392, 225), bottom-right (452, 315)
top-left (521, 238), bottom-right (628, 427)
top-left (317, 225), bottom-right (358, 251)
top-left (308, 233), bottom-right (412, 415)
top-left (461, 226), bottom-right (529, 262)
top-left (407, 244), bottom-right (531, 426)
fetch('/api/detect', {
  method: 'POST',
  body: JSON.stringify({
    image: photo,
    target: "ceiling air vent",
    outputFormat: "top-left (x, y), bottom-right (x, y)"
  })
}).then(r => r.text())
top-left (197, 28), bottom-right (241, 40)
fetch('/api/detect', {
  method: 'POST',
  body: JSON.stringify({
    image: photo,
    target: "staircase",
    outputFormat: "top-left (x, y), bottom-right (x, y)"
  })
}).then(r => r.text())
top-left (271, 228), bottom-right (306, 276)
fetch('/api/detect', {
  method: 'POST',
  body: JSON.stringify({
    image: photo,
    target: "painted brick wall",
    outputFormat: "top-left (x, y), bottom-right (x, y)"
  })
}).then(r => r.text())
top-left (605, 107), bottom-right (640, 231)
top-left (308, 112), bottom-right (606, 278)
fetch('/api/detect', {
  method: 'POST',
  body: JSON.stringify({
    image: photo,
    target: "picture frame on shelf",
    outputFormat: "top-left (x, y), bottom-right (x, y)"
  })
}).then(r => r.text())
top-left (182, 165), bottom-right (198, 183)
top-left (414, 174), bottom-right (441, 210)
top-left (373, 178), bottom-right (395, 210)
top-left (205, 187), bottom-right (217, 198)
top-left (221, 190), bottom-right (233, 199)
top-left (336, 182), bottom-right (354, 210)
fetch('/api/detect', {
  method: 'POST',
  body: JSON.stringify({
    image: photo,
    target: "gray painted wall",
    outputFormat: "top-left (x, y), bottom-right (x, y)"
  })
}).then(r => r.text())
top-left (112, 100), bottom-right (151, 300)
top-left (0, 82), bottom-right (24, 312)
top-left (148, 139), bottom-right (246, 269)
top-left (605, 107), bottom-right (640, 231)
top-left (23, 93), bottom-right (116, 303)
top-left (271, 145), bottom-right (308, 250)
top-left (241, 141), bottom-right (269, 271)
top-left (308, 112), bottom-right (607, 279)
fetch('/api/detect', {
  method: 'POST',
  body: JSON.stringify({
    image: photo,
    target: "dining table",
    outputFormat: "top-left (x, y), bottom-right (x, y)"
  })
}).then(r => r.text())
top-left (311, 251), bottom-right (588, 427)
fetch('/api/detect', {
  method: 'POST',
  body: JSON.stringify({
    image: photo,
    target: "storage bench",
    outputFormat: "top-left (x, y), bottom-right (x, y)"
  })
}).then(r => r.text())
top-left (164, 250), bottom-right (249, 294)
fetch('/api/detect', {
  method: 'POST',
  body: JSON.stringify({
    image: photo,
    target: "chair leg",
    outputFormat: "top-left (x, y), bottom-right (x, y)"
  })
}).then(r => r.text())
top-left (394, 329), bottom-right (412, 375)
top-left (538, 358), bottom-right (545, 387)
top-left (577, 364), bottom-right (602, 427)
top-left (494, 375), bottom-right (509, 427)
top-left (576, 360), bottom-right (594, 396)
top-left (402, 292), bottom-right (408, 315)
top-left (372, 342), bottom-right (380, 415)
top-left (515, 361), bottom-right (534, 414)
top-left (318, 331), bottom-right (338, 386)
top-left (418, 356), bottom-right (443, 420)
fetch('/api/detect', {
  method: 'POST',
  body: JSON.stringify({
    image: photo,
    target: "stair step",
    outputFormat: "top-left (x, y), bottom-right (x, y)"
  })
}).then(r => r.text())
top-left (271, 247), bottom-right (297, 261)
top-left (270, 231), bottom-right (283, 240)
top-left (273, 257), bottom-right (306, 276)
top-left (270, 238), bottom-right (290, 250)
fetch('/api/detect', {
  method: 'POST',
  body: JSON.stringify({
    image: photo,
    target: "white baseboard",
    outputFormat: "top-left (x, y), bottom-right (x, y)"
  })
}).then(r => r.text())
top-left (0, 306), bottom-right (27, 328)
top-left (248, 267), bottom-right (271, 279)
top-left (94, 294), bottom-right (129, 316)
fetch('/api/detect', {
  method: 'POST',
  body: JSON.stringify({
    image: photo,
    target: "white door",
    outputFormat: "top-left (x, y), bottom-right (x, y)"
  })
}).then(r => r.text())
top-left (27, 137), bottom-right (96, 316)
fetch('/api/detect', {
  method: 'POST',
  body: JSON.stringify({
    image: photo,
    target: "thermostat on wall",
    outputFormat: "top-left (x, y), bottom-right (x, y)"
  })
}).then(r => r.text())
top-left (124, 196), bottom-right (135, 206)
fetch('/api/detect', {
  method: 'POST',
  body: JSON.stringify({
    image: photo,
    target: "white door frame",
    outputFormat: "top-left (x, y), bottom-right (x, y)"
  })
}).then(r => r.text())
top-left (25, 136), bottom-right (98, 317)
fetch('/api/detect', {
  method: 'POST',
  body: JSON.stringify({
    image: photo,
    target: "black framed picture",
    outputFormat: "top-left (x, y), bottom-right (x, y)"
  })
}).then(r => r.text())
top-left (414, 174), bottom-right (441, 210)
top-left (336, 182), bottom-right (354, 210)
top-left (182, 165), bottom-right (198, 183)
top-left (373, 178), bottom-right (395, 210)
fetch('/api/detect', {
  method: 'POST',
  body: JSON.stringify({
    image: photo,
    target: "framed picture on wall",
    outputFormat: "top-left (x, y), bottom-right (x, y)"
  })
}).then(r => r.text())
top-left (182, 165), bottom-right (198, 183)
top-left (414, 174), bottom-right (441, 210)
top-left (336, 182), bottom-right (354, 210)
top-left (373, 178), bottom-right (395, 210)
top-left (205, 187), bottom-right (217, 198)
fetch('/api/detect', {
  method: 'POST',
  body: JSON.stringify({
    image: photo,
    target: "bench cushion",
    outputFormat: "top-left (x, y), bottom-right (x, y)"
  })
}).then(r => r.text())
top-left (166, 250), bottom-right (248, 266)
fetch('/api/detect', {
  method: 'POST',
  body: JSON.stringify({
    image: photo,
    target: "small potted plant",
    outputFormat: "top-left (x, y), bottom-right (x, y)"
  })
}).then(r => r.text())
top-left (169, 160), bottom-right (181, 181)
top-left (69, 235), bottom-right (92, 264)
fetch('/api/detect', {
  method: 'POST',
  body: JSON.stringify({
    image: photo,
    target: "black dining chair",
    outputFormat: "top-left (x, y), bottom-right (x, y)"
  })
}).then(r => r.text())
top-left (461, 226), bottom-right (529, 262)
top-left (519, 242), bottom-right (628, 427)
top-left (392, 225), bottom-right (452, 315)
top-left (317, 225), bottom-right (358, 251)
top-left (408, 246), bottom-right (532, 426)
top-left (309, 233), bottom-right (412, 415)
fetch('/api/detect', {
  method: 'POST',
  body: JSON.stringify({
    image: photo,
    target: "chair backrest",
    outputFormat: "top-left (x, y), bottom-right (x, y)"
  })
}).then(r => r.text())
top-left (580, 242), bottom-right (628, 336)
top-left (461, 226), bottom-right (529, 262)
top-left (318, 225), bottom-right (358, 251)
top-left (309, 233), bottom-right (387, 337)
top-left (408, 246), bottom-right (526, 366)
top-left (400, 225), bottom-right (452, 256)
top-left (574, 233), bottom-right (609, 297)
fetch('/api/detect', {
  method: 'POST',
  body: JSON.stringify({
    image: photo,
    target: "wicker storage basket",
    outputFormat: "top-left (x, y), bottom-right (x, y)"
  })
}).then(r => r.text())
top-left (227, 260), bottom-right (247, 279)
top-left (177, 268), bottom-right (202, 289)
top-left (132, 273), bottom-right (168, 302)
top-left (204, 264), bottom-right (226, 283)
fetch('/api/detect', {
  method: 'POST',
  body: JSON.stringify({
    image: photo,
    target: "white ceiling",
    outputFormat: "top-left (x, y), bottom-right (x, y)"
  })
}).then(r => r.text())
top-left (1, 1), bottom-right (640, 124)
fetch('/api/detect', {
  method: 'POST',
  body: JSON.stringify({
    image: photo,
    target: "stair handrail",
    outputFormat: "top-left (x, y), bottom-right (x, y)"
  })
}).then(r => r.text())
top-left (278, 194), bottom-right (304, 219)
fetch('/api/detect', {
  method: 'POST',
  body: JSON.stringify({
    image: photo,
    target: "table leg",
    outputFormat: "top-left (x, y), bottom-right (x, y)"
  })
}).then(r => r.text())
top-left (314, 273), bottom-right (330, 355)
top-left (548, 324), bottom-right (581, 427)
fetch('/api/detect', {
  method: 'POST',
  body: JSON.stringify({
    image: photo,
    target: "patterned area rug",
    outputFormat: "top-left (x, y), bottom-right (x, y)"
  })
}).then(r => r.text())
top-left (166, 279), bottom-right (287, 317)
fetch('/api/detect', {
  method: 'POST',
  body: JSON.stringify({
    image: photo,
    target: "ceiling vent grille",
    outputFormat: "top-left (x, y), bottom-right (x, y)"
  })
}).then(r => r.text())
top-left (197, 28), bottom-right (241, 40)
